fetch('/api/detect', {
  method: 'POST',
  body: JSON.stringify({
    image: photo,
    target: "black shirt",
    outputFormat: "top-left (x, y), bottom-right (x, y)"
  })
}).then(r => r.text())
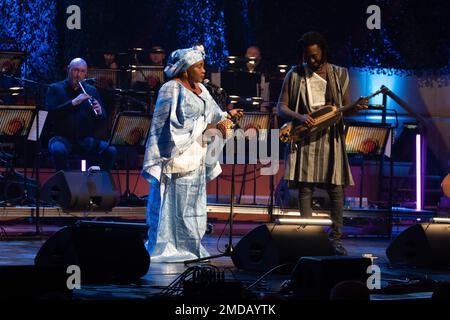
top-left (45, 79), bottom-right (107, 144)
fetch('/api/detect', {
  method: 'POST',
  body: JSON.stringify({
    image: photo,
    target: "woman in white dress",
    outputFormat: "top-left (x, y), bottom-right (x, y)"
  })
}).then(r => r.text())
top-left (142, 46), bottom-right (243, 262)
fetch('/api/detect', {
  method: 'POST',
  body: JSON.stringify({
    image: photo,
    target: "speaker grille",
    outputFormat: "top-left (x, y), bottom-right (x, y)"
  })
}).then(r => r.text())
top-left (232, 223), bottom-right (334, 272)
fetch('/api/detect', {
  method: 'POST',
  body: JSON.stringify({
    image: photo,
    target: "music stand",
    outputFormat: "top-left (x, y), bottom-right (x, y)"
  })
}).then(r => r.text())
top-left (0, 51), bottom-right (25, 75)
top-left (0, 106), bottom-right (37, 205)
top-left (221, 68), bottom-right (261, 98)
top-left (109, 111), bottom-right (151, 206)
top-left (129, 65), bottom-right (164, 112)
top-left (129, 65), bottom-right (164, 86)
top-left (234, 112), bottom-right (271, 205)
top-left (345, 122), bottom-right (391, 208)
top-left (87, 68), bottom-right (122, 88)
top-left (0, 51), bottom-right (25, 104)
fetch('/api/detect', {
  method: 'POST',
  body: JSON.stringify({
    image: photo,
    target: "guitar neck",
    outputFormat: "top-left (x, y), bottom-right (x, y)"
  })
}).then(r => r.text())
top-left (338, 102), bottom-right (359, 114)
top-left (337, 88), bottom-right (384, 114)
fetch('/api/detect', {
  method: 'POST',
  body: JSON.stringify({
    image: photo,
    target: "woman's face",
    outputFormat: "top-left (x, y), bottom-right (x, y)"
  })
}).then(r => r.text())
top-left (186, 60), bottom-right (206, 83)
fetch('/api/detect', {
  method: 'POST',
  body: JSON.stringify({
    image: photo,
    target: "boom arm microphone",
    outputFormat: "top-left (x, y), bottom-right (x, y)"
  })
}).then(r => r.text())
top-left (83, 77), bottom-right (97, 83)
top-left (203, 79), bottom-right (224, 94)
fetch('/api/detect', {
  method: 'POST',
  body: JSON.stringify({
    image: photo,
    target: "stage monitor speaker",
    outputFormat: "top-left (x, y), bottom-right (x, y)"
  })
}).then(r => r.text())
top-left (34, 221), bottom-right (150, 282)
top-left (40, 170), bottom-right (120, 211)
top-left (231, 223), bottom-right (335, 272)
top-left (0, 265), bottom-right (72, 300)
top-left (386, 223), bottom-right (450, 268)
top-left (290, 256), bottom-right (372, 300)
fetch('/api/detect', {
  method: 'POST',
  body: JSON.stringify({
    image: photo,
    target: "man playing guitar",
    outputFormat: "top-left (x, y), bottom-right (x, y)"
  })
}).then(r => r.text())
top-left (277, 32), bottom-right (368, 255)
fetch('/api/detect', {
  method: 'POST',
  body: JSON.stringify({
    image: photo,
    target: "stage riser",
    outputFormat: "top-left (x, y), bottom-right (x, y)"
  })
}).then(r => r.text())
top-left (1, 204), bottom-right (431, 237)
top-left (5, 161), bottom-right (419, 207)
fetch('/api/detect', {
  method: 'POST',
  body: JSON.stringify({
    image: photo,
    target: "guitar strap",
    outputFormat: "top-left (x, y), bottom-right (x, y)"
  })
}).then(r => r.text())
top-left (326, 64), bottom-right (345, 135)
top-left (290, 65), bottom-right (305, 114)
top-left (326, 64), bottom-right (338, 106)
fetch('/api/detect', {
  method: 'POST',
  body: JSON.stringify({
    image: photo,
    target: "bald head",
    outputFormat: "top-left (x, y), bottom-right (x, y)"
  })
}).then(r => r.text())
top-left (245, 46), bottom-right (261, 60)
top-left (245, 46), bottom-right (261, 71)
top-left (68, 58), bottom-right (87, 70)
top-left (67, 58), bottom-right (88, 89)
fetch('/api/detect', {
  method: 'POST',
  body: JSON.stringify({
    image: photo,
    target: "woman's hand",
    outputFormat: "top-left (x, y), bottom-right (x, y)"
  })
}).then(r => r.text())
top-left (227, 108), bottom-right (244, 120)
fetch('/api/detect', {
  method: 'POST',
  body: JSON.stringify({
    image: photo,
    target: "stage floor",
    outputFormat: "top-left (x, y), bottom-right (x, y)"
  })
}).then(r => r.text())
top-left (1, 221), bottom-right (449, 302)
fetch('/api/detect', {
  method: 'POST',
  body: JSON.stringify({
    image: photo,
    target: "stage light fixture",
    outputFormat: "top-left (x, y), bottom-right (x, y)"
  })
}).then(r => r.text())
top-left (226, 56), bottom-right (238, 65)
top-left (432, 217), bottom-right (450, 224)
top-left (277, 65), bottom-right (288, 73)
top-left (416, 134), bottom-right (423, 211)
top-left (228, 95), bottom-right (240, 104)
top-left (275, 218), bottom-right (332, 226)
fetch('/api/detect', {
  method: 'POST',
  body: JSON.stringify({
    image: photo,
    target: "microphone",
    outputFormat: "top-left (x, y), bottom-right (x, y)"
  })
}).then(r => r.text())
top-left (203, 79), bottom-right (224, 94)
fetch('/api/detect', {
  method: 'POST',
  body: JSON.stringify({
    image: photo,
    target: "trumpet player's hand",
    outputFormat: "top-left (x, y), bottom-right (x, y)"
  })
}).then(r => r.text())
top-left (92, 99), bottom-right (102, 115)
top-left (298, 114), bottom-right (315, 127)
top-left (72, 93), bottom-right (91, 106)
top-left (355, 97), bottom-right (369, 111)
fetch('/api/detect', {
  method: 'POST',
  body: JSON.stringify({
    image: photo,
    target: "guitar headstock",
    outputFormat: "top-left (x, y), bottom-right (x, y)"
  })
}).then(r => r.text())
top-left (279, 122), bottom-right (293, 143)
top-left (380, 85), bottom-right (390, 94)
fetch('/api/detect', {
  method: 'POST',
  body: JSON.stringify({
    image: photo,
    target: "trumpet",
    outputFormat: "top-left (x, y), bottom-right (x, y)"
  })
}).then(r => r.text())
top-left (78, 80), bottom-right (99, 116)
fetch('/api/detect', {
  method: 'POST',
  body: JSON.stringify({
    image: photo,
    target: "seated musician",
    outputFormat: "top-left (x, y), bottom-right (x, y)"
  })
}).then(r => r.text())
top-left (148, 45), bottom-right (166, 66)
top-left (277, 32), bottom-right (367, 255)
top-left (45, 58), bottom-right (117, 172)
top-left (97, 50), bottom-right (119, 89)
top-left (239, 46), bottom-right (271, 112)
top-left (132, 45), bottom-right (166, 97)
top-left (102, 51), bottom-right (119, 70)
top-left (0, 60), bottom-right (19, 105)
top-left (243, 46), bottom-right (268, 76)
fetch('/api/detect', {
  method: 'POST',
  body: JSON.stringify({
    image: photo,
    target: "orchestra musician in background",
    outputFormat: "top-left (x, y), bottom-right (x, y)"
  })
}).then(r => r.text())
top-left (102, 51), bottom-right (119, 70)
top-left (237, 45), bottom-right (271, 112)
top-left (0, 60), bottom-right (19, 105)
top-left (132, 45), bottom-right (166, 99)
top-left (148, 45), bottom-right (166, 66)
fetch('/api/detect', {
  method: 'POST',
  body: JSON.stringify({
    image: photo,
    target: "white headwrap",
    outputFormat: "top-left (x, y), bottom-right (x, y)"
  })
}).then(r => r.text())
top-left (164, 46), bottom-right (205, 78)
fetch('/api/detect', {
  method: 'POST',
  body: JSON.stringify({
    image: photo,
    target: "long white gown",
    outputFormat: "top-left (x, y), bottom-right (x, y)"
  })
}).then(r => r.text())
top-left (142, 80), bottom-right (226, 262)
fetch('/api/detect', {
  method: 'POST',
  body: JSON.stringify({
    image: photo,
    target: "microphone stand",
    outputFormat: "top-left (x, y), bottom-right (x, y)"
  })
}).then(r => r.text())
top-left (112, 88), bottom-right (149, 206)
top-left (34, 80), bottom-right (43, 234)
top-left (7, 75), bottom-right (49, 234)
top-left (112, 88), bottom-right (150, 112)
top-left (184, 123), bottom-right (239, 265)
